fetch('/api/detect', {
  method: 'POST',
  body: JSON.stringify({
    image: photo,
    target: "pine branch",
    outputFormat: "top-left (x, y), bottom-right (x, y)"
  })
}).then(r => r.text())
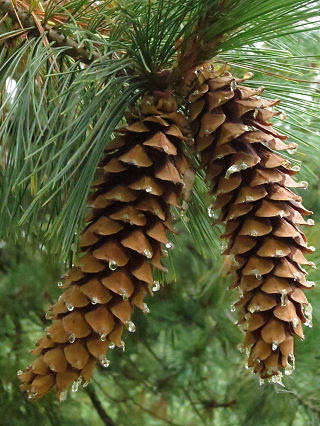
top-left (141, 339), bottom-right (209, 425)
top-left (94, 378), bottom-right (183, 426)
top-left (201, 398), bottom-right (236, 409)
top-left (289, 390), bottom-right (320, 418)
top-left (114, 381), bottom-right (183, 426)
top-left (86, 386), bottom-right (117, 426)
top-left (0, 0), bottom-right (99, 63)
top-left (172, 0), bottom-right (320, 90)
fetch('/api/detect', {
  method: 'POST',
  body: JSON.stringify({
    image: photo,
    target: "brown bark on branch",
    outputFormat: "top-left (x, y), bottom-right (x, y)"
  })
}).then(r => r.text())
top-left (86, 386), bottom-right (117, 426)
top-left (0, 0), bottom-right (99, 63)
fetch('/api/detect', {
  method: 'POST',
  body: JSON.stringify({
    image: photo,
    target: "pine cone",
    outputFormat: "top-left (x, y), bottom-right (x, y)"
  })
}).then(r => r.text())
top-left (189, 67), bottom-right (315, 382)
top-left (19, 91), bottom-right (192, 400)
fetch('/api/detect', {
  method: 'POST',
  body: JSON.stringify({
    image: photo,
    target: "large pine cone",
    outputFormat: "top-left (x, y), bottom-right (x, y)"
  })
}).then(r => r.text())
top-left (189, 67), bottom-right (315, 382)
top-left (19, 91), bottom-right (192, 400)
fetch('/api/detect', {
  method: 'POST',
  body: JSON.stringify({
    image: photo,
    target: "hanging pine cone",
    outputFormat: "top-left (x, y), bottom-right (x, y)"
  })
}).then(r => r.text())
top-left (18, 91), bottom-right (192, 400)
top-left (189, 67), bottom-right (315, 382)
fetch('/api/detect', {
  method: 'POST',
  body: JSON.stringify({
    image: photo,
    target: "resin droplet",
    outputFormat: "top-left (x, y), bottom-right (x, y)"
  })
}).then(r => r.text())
top-left (291, 317), bottom-right (299, 328)
top-left (109, 342), bottom-right (115, 349)
top-left (251, 269), bottom-right (262, 280)
top-left (259, 378), bottom-right (265, 386)
top-left (165, 241), bottom-right (174, 249)
top-left (45, 312), bottom-right (54, 320)
top-left (145, 186), bottom-right (153, 193)
top-left (280, 290), bottom-right (287, 307)
top-left (307, 219), bottom-right (315, 226)
top-left (28, 392), bottom-right (39, 399)
top-left (289, 352), bottom-right (295, 365)
top-left (279, 210), bottom-right (285, 218)
top-left (298, 181), bottom-right (308, 190)
top-left (66, 303), bottom-right (74, 312)
top-left (152, 281), bottom-right (160, 292)
top-left (230, 304), bottom-right (236, 313)
top-left (291, 165), bottom-right (300, 172)
top-left (91, 297), bottom-right (99, 305)
top-left (99, 356), bottom-right (110, 368)
top-left (100, 333), bottom-right (106, 342)
top-left (279, 112), bottom-right (287, 120)
top-left (248, 304), bottom-right (260, 314)
top-left (303, 303), bottom-right (313, 328)
top-left (275, 250), bottom-right (284, 256)
top-left (68, 333), bottom-right (76, 344)
top-left (244, 71), bottom-right (254, 79)
top-left (143, 249), bottom-right (152, 259)
top-left (293, 272), bottom-right (302, 281)
top-left (270, 373), bottom-right (285, 387)
top-left (109, 260), bottom-right (118, 271)
top-left (272, 341), bottom-right (278, 351)
top-left (282, 160), bottom-right (291, 169)
top-left (82, 381), bottom-right (90, 388)
top-left (17, 370), bottom-right (23, 376)
top-left (119, 288), bottom-right (129, 301)
top-left (143, 303), bottom-right (150, 314)
top-left (284, 364), bottom-right (293, 375)
top-left (225, 162), bottom-right (248, 179)
top-left (207, 205), bottom-right (215, 218)
top-left (287, 146), bottom-right (297, 155)
top-left (220, 240), bottom-right (229, 253)
top-left (125, 320), bottom-right (136, 333)
top-left (72, 381), bottom-right (79, 393)
top-left (237, 344), bottom-right (244, 353)
top-left (57, 281), bottom-right (63, 288)
top-left (59, 391), bottom-right (67, 402)
top-left (120, 340), bottom-right (126, 352)
top-left (250, 230), bottom-right (259, 237)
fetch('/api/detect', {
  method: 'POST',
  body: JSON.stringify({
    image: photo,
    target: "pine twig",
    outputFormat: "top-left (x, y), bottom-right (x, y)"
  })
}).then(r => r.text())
top-left (289, 389), bottom-right (320, 418)
top-left (114, 381), bottom-right (183, 426)
top-left (86, 386), bottom-right (117, 426)
top-left (0, 0), bottom-right (99, 63)
top-left (93, 378), bottom-right (183, 426)
top-left (141, 340), bottom-right (208, 425)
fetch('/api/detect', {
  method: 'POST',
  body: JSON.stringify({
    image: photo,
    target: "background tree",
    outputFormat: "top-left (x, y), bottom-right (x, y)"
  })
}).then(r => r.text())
top-left (0, 0), bottom-right (320, 424)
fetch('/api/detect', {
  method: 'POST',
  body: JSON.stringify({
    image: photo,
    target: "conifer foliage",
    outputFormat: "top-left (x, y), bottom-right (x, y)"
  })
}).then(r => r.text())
top-left (18, 92), bottom-right (192, 399)
top-left (189, 67), bottom-right (315, 382)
